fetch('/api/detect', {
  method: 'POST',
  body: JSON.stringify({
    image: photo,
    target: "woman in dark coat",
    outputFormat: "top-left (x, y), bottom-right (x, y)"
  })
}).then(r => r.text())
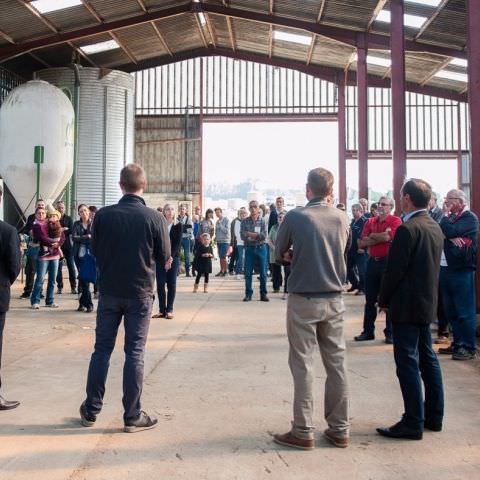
top-left (193, 233), bottom-right (214, 293)
top-left (153, 203), bottom-right (182, 319)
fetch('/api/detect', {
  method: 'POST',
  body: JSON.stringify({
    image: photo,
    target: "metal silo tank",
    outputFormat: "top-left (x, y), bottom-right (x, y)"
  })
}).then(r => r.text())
top-left (35, 67), bottom-right (135, 210)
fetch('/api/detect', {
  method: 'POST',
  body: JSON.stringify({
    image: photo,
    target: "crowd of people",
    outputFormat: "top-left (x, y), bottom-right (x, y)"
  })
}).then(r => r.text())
top-left (0, 163), bottom-right (477, 450)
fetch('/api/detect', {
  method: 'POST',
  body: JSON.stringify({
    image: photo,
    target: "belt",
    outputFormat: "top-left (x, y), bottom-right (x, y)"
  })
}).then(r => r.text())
top-left (370, 256), bottom-right (387, 262)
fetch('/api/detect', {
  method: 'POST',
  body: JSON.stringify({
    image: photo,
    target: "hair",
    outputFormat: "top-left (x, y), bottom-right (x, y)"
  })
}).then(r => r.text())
top-left (401, 178), bottom-right (432, 209)
top-left (447, 189), bottom-right (467, 205)
top-left (379, 196), bottom-right (395, 209)
top-left (48, 219), bottom-right (63, 238)
top-left (214, 207), bottom-right (222, 213)
top-left (336, 203), bottom-right (346, 211)
top-left (249, 200), bottom-right (259, 207)
top-left (56, 200), bottom-right (65, 206)
top-left (259, 204), bottom-right (267, 215)
top-left (278, 211), bottom-right (286, 218)
top-left (351, 203), bottom-right (363, 212)
top-left (35, 206), bottom-right (45, 214)
top-left (78, 203), bottom-right (89, 213)
top-left (88, 205), bottom-right (97, 213)
top-left (120, 164), bottom-right (146, 193)
top-left (156, 206), bottom-right (163, 212)
top-left (370, 202), bottom-right (378, 210)
top-left (205, 208), bottom-right (214, 218)
top-left (307, 168), bottom-right (334, 199)
top-left (201, 233), bottom-right (211, 241)
top-left (359, 197), bottom-right (368, 205)
top-left (276, 196), bottom-right (284, 202)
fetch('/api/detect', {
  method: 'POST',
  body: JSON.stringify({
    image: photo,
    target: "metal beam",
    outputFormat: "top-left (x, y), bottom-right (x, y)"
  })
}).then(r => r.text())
top-left (194, 14), bottom-right (209, 48)
top-left (204, 13), bottom-right (217, 48)
top-left (306, 35), bottom-right (316, 65)
top-left (226, 16), bottom-right (236, 52)
top-left (80, 0), bottom-right (103, 22)
top-left (391, 0), bottom-right (407, 214)
top-left (135, 0), bottom-right (148, 13)
top-left (270, 0), bottom-right (274, 15)
top-left (357, 46), bottom-right (369, 200)
top-left (337, 75), bottom-right (347, 204)
top-left (0, 2), bottom-right (468, 63)
top-left (317, 0), bottom-right (326, 23)
top-left (366, 0), bottom-right (388, 31)
top-left (415, 0), bottom-right (450, 40)
top-left (151, 22), bottom-right (173, 57)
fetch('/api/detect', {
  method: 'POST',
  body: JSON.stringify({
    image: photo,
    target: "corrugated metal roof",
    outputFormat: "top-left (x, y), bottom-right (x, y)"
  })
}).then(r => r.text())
top-left (114, 23), bottom-right (168, 61)
top-left (43, 4), bottom-right (97, 31)
top-left (87, 0), bottom-right (144, 22)
top-left (156, 14), bottom-right (205, 53)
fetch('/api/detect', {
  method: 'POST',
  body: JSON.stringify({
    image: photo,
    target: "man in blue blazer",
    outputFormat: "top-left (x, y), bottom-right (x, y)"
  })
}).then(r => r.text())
top-left (0, 184), bottom-right (22, 410)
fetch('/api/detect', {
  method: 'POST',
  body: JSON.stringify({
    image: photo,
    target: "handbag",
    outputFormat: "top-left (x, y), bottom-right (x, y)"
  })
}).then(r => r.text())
top-left (78, 248), bottom-right (97, 284)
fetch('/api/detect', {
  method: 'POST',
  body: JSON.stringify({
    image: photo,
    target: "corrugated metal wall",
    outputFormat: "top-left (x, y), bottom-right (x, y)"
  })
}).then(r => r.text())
top-left (135, 114), bottom-right (201, 208)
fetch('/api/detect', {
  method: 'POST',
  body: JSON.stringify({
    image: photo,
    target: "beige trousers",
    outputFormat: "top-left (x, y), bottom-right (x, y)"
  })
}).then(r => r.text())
top-left (286, 293), bottom-right (349, 439)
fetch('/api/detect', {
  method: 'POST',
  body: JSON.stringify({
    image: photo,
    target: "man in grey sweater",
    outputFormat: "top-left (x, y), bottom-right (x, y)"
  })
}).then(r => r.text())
top-left (273, 167), bottom-right (350, 450)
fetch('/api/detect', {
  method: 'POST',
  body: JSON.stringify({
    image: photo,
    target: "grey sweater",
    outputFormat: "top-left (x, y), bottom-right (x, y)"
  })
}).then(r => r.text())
top-left (275, 199), bottom-right (349, 294)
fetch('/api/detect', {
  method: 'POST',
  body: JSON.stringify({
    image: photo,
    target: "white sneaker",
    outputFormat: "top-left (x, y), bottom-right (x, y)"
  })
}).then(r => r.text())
top-left (31, 304), bottom-right (40, 310)
top-left (235, 275), bottom-right (242, 280)
top-left (46, 303), bottom-right (59, 308)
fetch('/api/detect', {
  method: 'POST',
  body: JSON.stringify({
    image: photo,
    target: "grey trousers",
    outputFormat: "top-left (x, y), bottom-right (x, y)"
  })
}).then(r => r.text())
top-left (286, 293), bottom-right (349, 439)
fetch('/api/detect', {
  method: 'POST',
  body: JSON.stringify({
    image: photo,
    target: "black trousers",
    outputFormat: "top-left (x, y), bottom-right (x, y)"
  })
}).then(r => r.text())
top-left (271, 263), bottom-right (283, 291)
top-left (0, 312), bottom-right (5, 389)
top-left (23, 256), bottom-right (37, 295)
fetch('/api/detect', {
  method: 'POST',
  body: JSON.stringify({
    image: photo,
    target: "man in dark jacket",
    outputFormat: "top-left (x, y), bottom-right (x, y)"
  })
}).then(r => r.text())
top-left (0, 184), bottom-right (22, 410)
top-left (438, 189), bottom-right (479, 360)
top-left (80, 164), bottom-right (171, 433)
top-left (55, 201), bottom-right (77, 295)
top-left (377, 179), bottom-right (444, 440)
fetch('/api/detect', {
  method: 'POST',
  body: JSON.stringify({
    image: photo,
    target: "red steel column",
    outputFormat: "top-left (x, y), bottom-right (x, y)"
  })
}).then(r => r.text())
top-left (357, 45), bottom-right (369, 200)
top-left (466, 0), bottom-right (480, 309)
top-left (338, 76), bottom-right (347, 204)
top-left (390, 0), bottom-right (407, 214)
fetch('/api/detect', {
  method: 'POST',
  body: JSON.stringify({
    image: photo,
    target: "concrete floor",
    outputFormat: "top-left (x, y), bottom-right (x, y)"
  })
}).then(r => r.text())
top-left (0, 274), bottom-right (479, 480)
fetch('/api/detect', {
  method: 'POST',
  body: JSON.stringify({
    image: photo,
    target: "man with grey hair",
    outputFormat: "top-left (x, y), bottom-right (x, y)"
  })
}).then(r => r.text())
top-left (438, 189), bottom-right (478, 360)
top-left (273, 167), bottom-right (350, 449)
top-left (354, 196), bottom-right (402, 343)
top-left (0, 184), bottom-right (21, 410)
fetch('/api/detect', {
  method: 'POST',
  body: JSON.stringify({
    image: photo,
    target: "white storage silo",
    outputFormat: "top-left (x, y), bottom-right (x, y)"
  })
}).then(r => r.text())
top-left (36, 67), bottom-right (135, 210)
top-left (0, 80), bottom-right (75, 216)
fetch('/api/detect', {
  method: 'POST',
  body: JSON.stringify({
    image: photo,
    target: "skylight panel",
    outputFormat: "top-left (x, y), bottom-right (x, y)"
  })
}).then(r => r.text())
top-left (31, 0), bottom-right (82, 14)
top-left (273, 30), bottom-right (312, 46)
top-left (198, 12), bottom-right (207, 25)
top-left (434, 70), bottom-right (468, 83)
top-left (450, 58), bottom-right (468, 68)
top-left (354, 54), bottom-right (391, 68)
top-left (80, 40), bottom-right (120, 55)
top-left (376, 10), bottom-right (428, 29)
top-left (406, 0), bottom-right (442, 6)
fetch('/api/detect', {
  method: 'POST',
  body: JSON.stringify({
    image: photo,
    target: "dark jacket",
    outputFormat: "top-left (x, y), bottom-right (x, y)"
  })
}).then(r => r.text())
top-left (72, 220), bottom-right (92, 259)
top-left (268, 208), bottom-right (278, 233)
top-left (0, 220), bottom-right (21, 312)
top-left (169, 222), bottom-right (182, 258)
top-left (440, 209), bottom-right (478, 271)
top-left (429, 206), bottom-right (443, 223)
top-left (348, 216), bottom-right (367, 256)
top-left (60, 214), bottom-right (74, 252)
top-left (379, 212), bottom-right (444, 325)
top-left (20, 213), bottom-right (35, 235)
top-left (91, 194), bottom-right (170, 298)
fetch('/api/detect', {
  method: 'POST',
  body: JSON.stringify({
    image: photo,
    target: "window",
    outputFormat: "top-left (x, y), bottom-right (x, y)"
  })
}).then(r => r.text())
top-left (273, 30), bottom-right (312, 46)
top-left (376, 10), bottom-right (428, 29)
top-left (80, 40), bottom-right (120, 55)
top-left (31, 0), bottom-right (82, 14)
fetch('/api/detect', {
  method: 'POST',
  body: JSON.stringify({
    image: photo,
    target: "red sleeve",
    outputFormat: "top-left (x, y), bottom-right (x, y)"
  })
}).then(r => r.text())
top-left (388, 216), bottom-right (402, 240)
top-left (361, 218), bottom-right (372, 238)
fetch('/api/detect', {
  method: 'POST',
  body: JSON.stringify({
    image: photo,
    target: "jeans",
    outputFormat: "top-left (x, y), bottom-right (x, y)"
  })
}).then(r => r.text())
top-left (439, 267), bottom-right (476, 352)
top-left (287, 294), bottom-right (349, 439)
top-left (392, 322), bottom-right (444, 430)
top-left (156, 256), bottom-right (179, 314)
top-left (84, 293), bottom-right (153, 422)
top-left (181, 237), bottom-right (191, 274)
top-left (31, 259), bottom-right (59, 306)
top-left (347, 253), bottom-right (367, 291)
top-left (235, 245), bottom-right (245, 274)
top-left (0, 312), bottom-right (5, 389)
top-left (56, 252), bottom-right (77, 291)
top-left (363, 257), bottom-right (392, 338)
top-left (244, 244), bottom-right (268, 297)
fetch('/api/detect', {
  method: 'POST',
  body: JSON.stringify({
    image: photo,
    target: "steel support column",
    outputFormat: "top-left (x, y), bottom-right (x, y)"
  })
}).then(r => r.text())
top-left (357, 46), bottom-right (368, 200)
top-left (390, 0), bottom-right (407, 213)
top-left (466, 0), bottom-right (480, 310)
top-left (337, 77), bottom-right (347, 204)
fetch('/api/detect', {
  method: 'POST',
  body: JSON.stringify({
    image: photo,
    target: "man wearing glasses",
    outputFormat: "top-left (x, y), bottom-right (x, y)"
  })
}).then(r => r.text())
top-left (240, 201), bottom-right (269, 302)
top-left (354, 196), bottom-right (402, 344)
top-left (438, 189), bottom-right (478, 361)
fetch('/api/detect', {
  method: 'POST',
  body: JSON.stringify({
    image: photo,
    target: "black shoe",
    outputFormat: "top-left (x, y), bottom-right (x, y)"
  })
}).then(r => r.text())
top-left (40, 294), bottom-right (45, 299)
top-left (376, 421), bottom-right (423, 440)
top-left (0, 395), bottom-right (20, 411)
top-left (354, 333), bottom-right (375, 341)
top-left (243, 296), bottom-right (252, 302)
top-left (19, 292), bottom-right (30, 299)
top-left (77, 305), bottom-right (86, 312)
top-left (124, 411), bottom-right (158, 433)
top-left (355, 290), bottom-right (365, 296)
top-left (86, 306), bottom-right (94, 313)
top-left (385, 337), bottom-right (393, 344)
top-left (79, 402), bottom-right (96, 427)
top-left (260, 295), bottom-right (270, 302)
top-left (452, 347), bottom-right (476, 361)
top-left (186, 273), bottom-right (191, 277)
top-left (71, 288), bottom-right (78, 295)
top-left (346, 286), bottom-right (357, 293)
top-left (424, 421), bottom-right (442, 432)
top-left (438, 345), bottom-right (455, 355)
top-left (215, 272), bottom-right (223, 277)
top-left (57, 288), bottom-right (63, 295)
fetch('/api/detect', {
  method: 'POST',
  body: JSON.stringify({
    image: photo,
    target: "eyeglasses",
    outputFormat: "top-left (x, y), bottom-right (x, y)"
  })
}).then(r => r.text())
top-left (446, 197), bottom-right (460, 201)
top-left (249, 205), bottom-right (259, 209)
top-left (379, 202), bottom-right (392, 207)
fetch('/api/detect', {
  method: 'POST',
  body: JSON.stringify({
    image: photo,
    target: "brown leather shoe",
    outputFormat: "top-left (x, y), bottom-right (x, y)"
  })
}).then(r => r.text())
top-left (273, 431), bottom-right (314, 450)
top-left (324, 429), bottom-right (349, 448)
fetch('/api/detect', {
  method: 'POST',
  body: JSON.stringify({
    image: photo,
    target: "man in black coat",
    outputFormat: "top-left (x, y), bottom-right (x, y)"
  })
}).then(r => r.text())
top-left (55, 200), bottom-right (77, 295)
top-left (80, 164), bottom-right (171, 433)
top-left (0, 184), bottom-right (22, 410)
top-left (377, 179), bottom-right (444, 440)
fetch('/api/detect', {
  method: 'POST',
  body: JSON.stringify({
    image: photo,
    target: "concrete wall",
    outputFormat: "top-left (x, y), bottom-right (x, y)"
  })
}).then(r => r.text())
top-left (135, 115), bottom-right (201, 210)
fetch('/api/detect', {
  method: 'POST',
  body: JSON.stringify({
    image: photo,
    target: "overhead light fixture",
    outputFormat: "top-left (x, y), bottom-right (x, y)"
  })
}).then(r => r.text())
top-left (80, 40), bottom-right (120, 55)
top-left (273, 30), bottom-right (312, 46)
top-left (376, 10), bottom-right (428, 29)
top-left (31, 0), bottom-right (82, 13)
top-left (198, 12), bottom-right (207, 25)
top-left (450, 58), bottom-right (468, 68)
top-left (434, 70), bottom-right (468, 83)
